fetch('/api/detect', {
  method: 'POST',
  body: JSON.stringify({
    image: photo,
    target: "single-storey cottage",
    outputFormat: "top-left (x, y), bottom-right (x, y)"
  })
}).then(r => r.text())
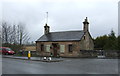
top-left (36, 17), bottom-right (94, 57)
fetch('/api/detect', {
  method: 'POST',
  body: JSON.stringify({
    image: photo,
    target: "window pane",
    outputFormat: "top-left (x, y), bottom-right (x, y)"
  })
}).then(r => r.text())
top-left (46, 45), bottom-right (50, 52)
top-left (60, 45), bottom-right (65, 53)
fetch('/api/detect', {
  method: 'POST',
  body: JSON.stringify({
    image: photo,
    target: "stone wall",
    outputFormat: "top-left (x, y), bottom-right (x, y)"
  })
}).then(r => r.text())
top-left (80, 32), bottom-right (94, 50)
top-left (36, 41), bottom-right (81, 57)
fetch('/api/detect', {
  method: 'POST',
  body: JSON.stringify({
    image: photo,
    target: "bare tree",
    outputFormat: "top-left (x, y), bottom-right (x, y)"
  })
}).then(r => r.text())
top-left (1, 21), bottom-right (30, 53)
top-left (2, 22), bottom-right (11, 44)
top-left (16, 23), bottom-right (30, 45)
top-left (1, 22), bottom-right (30, 45)
top-left (0, 23), bottom-right (2, 47)
top-left (12, 25), bottom-right (17, 44)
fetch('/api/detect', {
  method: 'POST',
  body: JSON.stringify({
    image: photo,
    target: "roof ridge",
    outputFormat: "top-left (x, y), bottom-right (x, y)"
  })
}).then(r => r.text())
top-left (50, 30), bottom-right (83, 33)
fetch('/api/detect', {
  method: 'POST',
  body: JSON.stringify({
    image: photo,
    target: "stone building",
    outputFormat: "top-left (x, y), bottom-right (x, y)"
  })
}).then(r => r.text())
top-left (36, 17), bottom-right (94, 57)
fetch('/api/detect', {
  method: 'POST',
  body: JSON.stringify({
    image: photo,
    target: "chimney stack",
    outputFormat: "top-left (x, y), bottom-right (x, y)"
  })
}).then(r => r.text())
top-left (83, 17), bottom-right (89, 32)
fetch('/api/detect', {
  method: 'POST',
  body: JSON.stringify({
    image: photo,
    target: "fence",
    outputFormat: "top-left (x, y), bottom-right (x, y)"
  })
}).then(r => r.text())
top-left (80, 50), bottom-right (119, 58)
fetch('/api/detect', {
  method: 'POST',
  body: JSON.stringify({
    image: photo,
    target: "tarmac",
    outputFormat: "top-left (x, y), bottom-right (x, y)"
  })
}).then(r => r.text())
top-left (2, 54), bottom-right (117, 63)
top-left (2, 56), bottom-right (119, 74)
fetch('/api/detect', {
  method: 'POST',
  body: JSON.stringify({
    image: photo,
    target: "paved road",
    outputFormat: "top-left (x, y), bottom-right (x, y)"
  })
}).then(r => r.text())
top-left (2, 58), bottom-right (118, 74)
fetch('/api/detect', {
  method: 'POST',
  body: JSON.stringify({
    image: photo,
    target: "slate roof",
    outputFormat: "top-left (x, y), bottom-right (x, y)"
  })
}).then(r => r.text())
top-left (36, 30), bottom-right (85, 42)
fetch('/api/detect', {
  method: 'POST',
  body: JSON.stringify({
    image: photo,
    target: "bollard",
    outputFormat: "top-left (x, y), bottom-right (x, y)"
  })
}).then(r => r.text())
top-left (28, 51), bottom-right (31, 60)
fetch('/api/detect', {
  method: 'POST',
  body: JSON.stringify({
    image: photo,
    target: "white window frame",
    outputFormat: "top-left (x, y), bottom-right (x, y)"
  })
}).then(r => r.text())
top-left (45, 45), bottom-right (50, 52)
top-left (60, 45), bottom-right (65, 53)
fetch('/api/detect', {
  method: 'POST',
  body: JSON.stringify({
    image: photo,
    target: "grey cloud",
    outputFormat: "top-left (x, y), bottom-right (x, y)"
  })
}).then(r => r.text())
top-left (2, 0), bottom-right (119, 41)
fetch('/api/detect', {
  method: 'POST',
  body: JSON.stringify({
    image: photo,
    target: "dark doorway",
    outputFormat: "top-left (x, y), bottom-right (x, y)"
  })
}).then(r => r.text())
top-left (68, 44), bottom-right (73, 53)
top-left (52, 43), bottom-right (58, 57)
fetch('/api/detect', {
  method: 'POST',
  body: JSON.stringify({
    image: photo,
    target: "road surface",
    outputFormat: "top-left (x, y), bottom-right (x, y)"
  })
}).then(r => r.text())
top-left (2, 58), bottom-right (118, 74)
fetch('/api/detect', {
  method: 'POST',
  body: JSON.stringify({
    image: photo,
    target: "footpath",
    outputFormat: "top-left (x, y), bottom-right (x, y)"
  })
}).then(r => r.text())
top-left (2, 55), bottom-right (64, 62)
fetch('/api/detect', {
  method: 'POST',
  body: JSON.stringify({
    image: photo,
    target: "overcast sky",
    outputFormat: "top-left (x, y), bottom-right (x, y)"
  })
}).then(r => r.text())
top-left (1, 0), bottom-right (119, 42)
